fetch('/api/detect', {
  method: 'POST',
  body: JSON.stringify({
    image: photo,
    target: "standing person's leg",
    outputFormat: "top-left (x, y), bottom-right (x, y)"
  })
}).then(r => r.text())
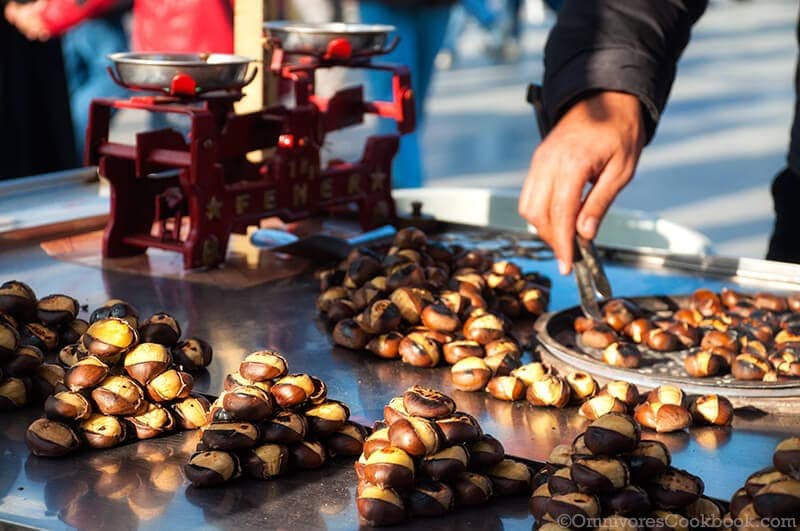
top-left (359, 2), bottom-right (423, 188)
top-left (413, 5), bottom-right (451, 123)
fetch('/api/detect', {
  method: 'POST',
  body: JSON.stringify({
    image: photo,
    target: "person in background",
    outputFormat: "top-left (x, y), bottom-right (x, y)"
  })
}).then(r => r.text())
top-left (359, 0), bottom-right (454, 189)
top-left (5, 0), bottom-right (129, 163)
top-left (1, 1), bottom-right (75, 178)
top-left (436, 0), bottom-right (499, 69)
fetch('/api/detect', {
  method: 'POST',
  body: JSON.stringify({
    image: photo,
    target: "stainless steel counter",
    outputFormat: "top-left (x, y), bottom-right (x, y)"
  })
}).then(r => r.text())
top-left (0, 231), bottom-right (798, 530)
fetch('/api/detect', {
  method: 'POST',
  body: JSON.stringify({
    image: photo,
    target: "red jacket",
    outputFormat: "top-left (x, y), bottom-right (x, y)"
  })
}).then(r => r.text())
top-left (41, 0), bottom-right (234, 53)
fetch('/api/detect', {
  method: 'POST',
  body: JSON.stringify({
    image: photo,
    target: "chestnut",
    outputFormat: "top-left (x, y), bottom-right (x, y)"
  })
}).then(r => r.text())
top-left (690, 289), bottom-right (722, 317)
top-left (90, 299), bottom-right (139, 327)
top-left (406, 480), bottom-right (454, 517)
top-left (317, 287), bottom-right (349, 313)
top-left (172, 338), bottom-right (213, 372)
top-left (221, 385), bottom-right (274, 421)
top-left (123, 343), bottom-right (171, 385)
top-left (731, 354), bottom-right (773, 381)
top-left (332, 318), bottom-right (371, 350)
top-left (58, 343), bottom-right (85, 368)
top-left (326, 421), bottom-right (368, 457)
top-left (634, 402), bottom-right (692, 433)
top-left (443, 340), bottom-right (484, 365)
top-left (667, 322), bottom-right (700, 349)
top-left (520, 285), bottom-right (549, 316)
top-left (402, 386), bottom-right (455, 419)
top-left (0, 280), bottom-right (36, 320)
top-left (5, 344), bottom-right (44, 377)
top-left (469, 434), bottom-right (505, 468)
top-left (463, 312), bottom-right (506, 345)
top-left (754, 292), bottom-right (788, 313)
top-left (773, 437), bottom-right (800, 479)
top-left (386, 262), bottom-right (426, 291)
top-left (201, 422), bottom-right (260, 450)
top-left (289, 440), bottom-right (326, 470)
top-left (36, 294), bottom-right (79, 328)
top-left (363, 427), bottom-right (391, 459)
top-left (80, 413), bottom-right (126, 449)
top-left (511, 362), bottom-right (551, 386)
top-left (605, 485), bottom-right (651, 515)
top-left (421, 445), bottom-right (469, 481)
top-left (127, 403), bottom-right (175, 439)
top-left (690, 394), bottom-right (734, 426)
top-left (237, 350), bottom-right (287, 382)
top-left (701, 329), bottom-right (739, 353)
top-left (603, 341), bottom-right (643, 368)
top-left (450, 356), bottom-right (492, 392)
top-left (647, 467), bottom-right (704, 510)
top-left (579, 395), bottom-right (628, 420)
top-left (138, 312), bottom-right (181, 347)
top-left (64, 356), bottom-right (109, 391)
top-left (484, 338), bottom-right (521, 359)
top-left (625, 318), bottom-right (655, 344)
top-left (730, 487), bottom-right (753, 518)
top-left (356, 299), bottom-right (402, 335)
top-left (305, 400), bottom-right (350, 437)
top-left (684, 349), bottom-right (728, 378)
top-left (646, 386), bottom-right (685, 407)
top-left (91, 375), bottom-right (146, 416)
top-left (752, 478), bottom-right (800, 518)
top-left (684, 496), bottom-right (724, 520)
top-left (452, 472), bottom-right (493, 505)
top-left (260, 411), bottom-right (308, 444)
top-left (604, 299), bottom-right (640, 332)
top-left (389, 287), bottom-right (426, 324)
top-left (745, 467), bottom-right (790, 497)
top-left (486, 375), bottom-right (526, 401)
top-left (326, 299), bottom-right (356, 323)
top-left (548, 466), bottom-right (579, 495)
top-left (488, 458), bottom-right (532, 495)
top-left (20, 322), bottom-right (58, 353)
top-left (244, 443), bottom-right (289, 479)
top-left (598, 381), bottom-right (638, 408)
top-left (388, 416), bottom-right (442, 456)
top-left (584, 413), bottom-right (640, 455)
top-left (546, 492), bottom-right (601, 524)
top-left (357, 484), bottom-right (406, 527)
top-left (25, 418), bottom-right (81, 457)
top-left (0, 377), bottom-right (29, 410)
top-left (526, 375), bottom-right (571, 408)
top-left (530, 483), bottom-right (552, 520)
top-left (366, 332), bottom-right (403, 359)
top-left (270, 373), bottom-right (315, 409)
top-left (435, 412), bottom-right (482, 445)
top-left (45, 390), bottom-right (92, 423)
top-left (571, 456), bottom-right (629, 494)
top-left (548, 444), bottom-right (575, 467)
top-left (0, 320), bottom-right (20, 360)
top-left (81, 317), bottom-right (138, 361)
top-left (581, 323), bottom-right (618, 350)
top-left (646, 329), bottom-right (680, 352)
top-left (172, 395), bottom-right (211, 430)
top-left (484, 352), bottom-right (522, 376)
top-left (566, 372), bottom-right (598, 402)
top-left (224, 370), bottom-right (271, 393)
top-left (184, 450), bottom-right (240, 487)
top-left (146, 369), bottom-right (193, 402)
top-left (398, 332), bottom-right (441, 367)
top-left (383, 396), bottom-right (409, 425)
top-left (648, 510), bottom-right (689, 531)
top-left (626, 440), bottom-right (671, 481)
top-left (420, 303), bottom-right (460, 333)
top-left (365, 446), bottom-right (415, 490)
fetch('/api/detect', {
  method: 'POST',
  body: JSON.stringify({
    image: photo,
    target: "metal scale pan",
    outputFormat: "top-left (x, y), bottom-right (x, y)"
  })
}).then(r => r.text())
top-left (535, 294), bottom-right (800, 412)
top-left (263, 21), bottom-right (397, 57)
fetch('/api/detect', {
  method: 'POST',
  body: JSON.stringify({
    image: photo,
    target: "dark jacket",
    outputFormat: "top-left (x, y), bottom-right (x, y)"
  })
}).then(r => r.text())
top-left (540, 0), bottom-right (709, 142)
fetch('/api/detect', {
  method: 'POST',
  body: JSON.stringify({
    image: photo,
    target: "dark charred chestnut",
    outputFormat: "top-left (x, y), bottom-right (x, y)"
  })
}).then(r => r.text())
top-left (730, 487), bottom-right (752, 518)
top-left (36, 294), bottom-right (79, 328)
top-left (667, 322), bottom-right (700, 349)
top-left (488, 458), bottom-right (532, 495)
top-left (20, 322), bottom-right (58, 353)
top-left (201, 422), bottom-right (260, 450)
top-left (421, 445), bottom-right (469, 481)
top-left (137, 312), bottom-right (181, 347)
top-left (605, 485), bottom-right (651, 515)
top-left (25, 418), bottom-right (81, 457)
top-left (548, 466), bottom-right (579, 495)
top-left (0, 280), bottom-right (36, 320)
top-left (90, 299), bottom-right (139, 327)
top-left (0, 377), bottom-right (29, 410)
top-left (356, 299), bottom-right (402, 335)
top-left (469, 434), bottom-right (505, 469)
top-left (571, 456), bottom-right (629, 494)
top-left (325, 421), bottom-right (368, 457)
top-left (184, 451), bottom-right (240, 487)
top-left (332, 318), bottom-right (371, 350)
top-left (171, 337), bottom-right (213, 373)
top-left (45, 390), bottom-right (92, 423)
top-left (289, 440), bottom-right (326, 470)
top-left (260, 411), bottom-right (308, 444)
top-left (389, 287), bottom-right (426, 324)
top-left (745, 467), bottom-right (790, 497)
top-left (406, 480), bottom-right (454, 517)
top-left (626, 440), bottom-right (671, 481)
top-left (0, 320), bottom-right (20, 361)
top-left (647, 467), bottom-right (704, 510)
top-left (584, 413), bottom-right (640, 455)
top-left (123, 342), bottom-right (171, 385)
top-left (401, 386), bottom-right (454, 419)
top-left (452, 472), bottom-right (493, 505)
top-left (435, 412), bottom-right (482, 446)
top-left (530, 483), bottom-right (552, 519)
top-left (773, 437), bottom-right (800, 479)
top-left (752, 478), bottom-right (800, 518)
top-left (546, 492), bottom-right (601, 524)
top-left (386, 262), bottom-right (426, 291)
top-left (5, 344), bottom-right (44, 377)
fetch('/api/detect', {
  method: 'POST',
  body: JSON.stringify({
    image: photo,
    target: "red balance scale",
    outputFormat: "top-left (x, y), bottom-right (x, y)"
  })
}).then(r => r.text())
top-left (86, 23), bottom-right (414, 269)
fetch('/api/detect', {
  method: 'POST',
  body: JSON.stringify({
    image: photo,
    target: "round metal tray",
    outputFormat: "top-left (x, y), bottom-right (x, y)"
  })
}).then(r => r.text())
top-left (535, 295), bottom-right (800, 401)
top-left (263, 21), bottom-right (395, 55)
top-left (108, 52), bottom-right (254, 93)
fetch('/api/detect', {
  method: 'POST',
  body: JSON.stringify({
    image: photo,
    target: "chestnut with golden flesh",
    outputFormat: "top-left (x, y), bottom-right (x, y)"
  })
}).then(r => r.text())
top-left (389, 287), bottom-right (425, 324)
top-left (601, 380), bottom-right (640, 408)
top-left (634, 402), bottom-right (692, 433)
top-left (546, 492), bottom-right (601, 523)
top-left (270, 373), bottom-right (315, 409)
top-left (64, 356), bottom-right (109, 391)
top-left (730, 487), bottom-right (752, 518)
top-left (260, 411), bottom-right (308, 444)
top-left (82, 317), bottom-right (138, 361)
top-left (530, 483), bottom-right (552, 520)
top-left (363, 427), bottom-right (391, 459)
top-left (488, 458), bottom-right (532, 495)
top-left (366, 332), bottom-right (403, 359)
top-left (690, 394), bottom-right (734, 426)
top-left (172, 395), bottom-right (211, 430)
top-left (388, 416), bottom-right (442, 457)
top-left (731, 354), bottom-right (773, 381)
top-left (684, 349), bottom-right (728, 378)
top-left (146, 369), bottom-right (193, 402)
top-left (511, 362), bottom-right (551, 386)
top-left (357, 484), bottom-right (406, 527)
top-left (443, 340), bottom-right (484, 365)
top-left (126, 403), bottom-right (175, 439)
top-left (25, 418), bottom-right (81, 457)
top-left (646, 385), bottom-right (685, 407)
top-left (571, 456), bottom-right (629, 494)
top-left (421, 445), bottom-right (469, 481)
top-left (602, 341), bottom-right (642, 368)
top-left (584, 413), bottom-right (640, 455)
top-left (0, 320), bottom-right (20, 361)
top-left (398, 332), bottom-right (441, 367)
top-left (45, 391), bottom-right (92, 423)
top-left (356, 299), bottom-right (402, 335)
top-left (244, 443), bottom-right (289, 479)
top-left (548, 444), bottom-right (575, 467)
top-left (80, 413), bottom-right (126, 449)
top-left (453, 472), bottom-right (493, 505)
top-left (238, 350), bottom-right (287, 382)
top-left (625, 318), bottom-right (655, 344)
top-left (184, 451), bottom-right (240, 487)
top-left (752, 478), bottom-right (800, 518)
top-left (364, 446), bottom-right (415, 490)
top-left (566, 371), bottom-right (598, 402)
top-left (421, 303), bottom-right (461, 333)
top-left (579, 395), bottom-right (628, 420)
top-left (58, 343), bottom-right (85, 368)
top-left (484, 352), bottom-right (521, 376)
top-left (0, 377), bottom-right (29, 410)
top-left (123, 342), bottom-right (171, 385)
top-left (201, 422), bottom-right (259, 451)
top-left (745, 467), bottom-right (791, 497)
top-left (486, 375), bottom-right (526, 401)
top-left (383, 396), bottom-right (409, 425)
top-left (435, 412), bottom-right (482, 446)
top-left (520, 285), bottom-right (549, 316)
top-left (305, 400), bottom-right (350, 437)
top-left (172, 338), bottom-right (212, 372)
top-left (684, 496), bottom-right (724, 520)
top-left (463, 312), bottom-right (507, 345)
top-left (221, 385), bottom-right (274, 421)
top-left (773, 437), bottom-right (800, 479)
top-left (526, 375), bottom-right (571, 408)
top-left (548, 466), bottom-right (579, 495)
top-left (450, 356), bottom-right (492, 392)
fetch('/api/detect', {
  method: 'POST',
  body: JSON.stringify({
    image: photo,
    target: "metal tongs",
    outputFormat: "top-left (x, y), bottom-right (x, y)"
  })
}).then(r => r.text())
top-left (573, 236), bottom-right (613, 321)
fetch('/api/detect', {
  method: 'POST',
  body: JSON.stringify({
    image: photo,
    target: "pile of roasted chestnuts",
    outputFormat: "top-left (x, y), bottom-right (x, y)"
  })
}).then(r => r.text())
top-left (355, 386), bottom-right (533, 526)
top-left (531, 412), bottom-right (722, 529)
top-left (575, 289), bottom-right (800, 383)
top-left (728, 437), bottom-right (800, 524)
top-left (316, 227), bottom-right (550, 369)
top-left (184, 350), bottom-right (367, 487)
top-left (23, 291), bottom-right (214, 457)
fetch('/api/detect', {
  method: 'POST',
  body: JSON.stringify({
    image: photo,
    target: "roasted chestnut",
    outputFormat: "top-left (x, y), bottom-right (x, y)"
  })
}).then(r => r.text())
top-left (25, 418), bottom-right (81, 457)
top-left (571, 456), bottom-right (629, 494)
top-left (305, 400), bottom-right (350, 437)
top-left (398, 332), bottom-right (441, 367)
top-left (605, 484), bottom-right (651, 515)
top-left (684, 495), bottom-right (724, 521)
top-left (730, 487), bottom-right (752, 518)
top-left (260, 411), bottom-right (308, 444)
top-left (123, 343), bottom-right (171, 385)
top-left (289, 440), bottom-right (326, 469)
top-left (488, 458), bottom-right (532, 495)
top-left (646, 329), bottom-right (680, 352)
top-left (420, 303), bottom-right (460, 333)
top-left (486, 375), bottom-right (526, 401)
top-left (244, 443), bottom-right (289, 479)
top-left (520, 285), bottom-right (549, 316)
top-left (366, 332), bottom-right (403, 359)
top-left (81, 317), bottom-right (138, 361)
top-left (646, 385), bottom-right (685, 407)
top-left (172, 338), bottom-right (213, 372)
top-left (402, 386), bottom-right (455, 419)
top-left (624, 318), bottom-right (655, 344)
top-left (224, 370), bottom-right (270, 393)
top-left (584, 413), bottom-right (640, 455)
top-left (421, 445), bottom-right (469, 481)
top-left (146, 369), bottom-right (193, 402)
top-left (511, 362), bottom-right (551, 386)
top-left (752, 478), bottom-right (800, 518)
top-left (64, 356), bottom-right (109, 391)
top-left (57, 343), bottom-right (85, 368)
top-left (332, 318), bottom-right (371, 350)
top-left (0, 320), bottom-right (20, 360)
top-left (626, 440), bottom-right (671, 481)
top-left (773, 437), bottom-right (800, 479)
top-left (127, 403), bottom-right (175, 439)
top-left (20, 322), bottom-right (58, 352)
top-left (484, 352), bottom-right (521, 376)
top-left (356, 299), bottom-right (402, 335)
top-left (80, 413), bottom-right (126, 449)
top-left (469, 434), bottom-right (505, 469)
top-left (383, 396), bottom-right (410, 425)
top-left (452, 472), bottom-right (493, 505)
top-left (91, 375), bottom-right (146, 416)
top-left (221, 385), bottom-right (274, 421)
top-left (389, 287), bottom-right (426, 324)
top-left (581, 323), bottom-right (618, 350)
top-left (745, 467), bottom-right (790, 497)
top-left (690, 394), bottom-right (734, 426)
top-left (647, 467), bottom-right (704, 510)
top-left (201, 422), bottom-right (259, 450)
top-left (566, 371), bottom-right (598, 402)
top-left (603, 341), bottom-right (643, 368)
top-left (184, 450), bottom-right (240, 487)
top-left (363, 427), bottom-right (391, 459)
top-left (326, 421), bottom-right (368, 457)
top-left (604, 299), bottom-right (640, 332)
top-left (357, 484), bottom-right (406, 526)
top-left (44, 390), bottom-right (91, 423)
top-left (443, 340), bottom-right (484, 365)
top-left (236, 350), bottom-right (287, 382)
top-left (731, 353), bottom-right (773, 381)
top-left (634, 402), bottom-right (692, 433)
top-left (364, 446), bottom-right (415, 490)
top-left (546, 492), bottom-right (601, 523)
top-left (388, 416), bottom-right (442, 457)
top-left (684, 349), bottom-right (728, 378)
top-left (270, 373), bottom-right (317, 409)
top-left (526, 375), bottom-right (571, 408)
top-left (548, 466), bottom-right (579, 495)
top-left (579, 395), bottom-right (628, 420)
top-left (36, 294), bottom-right (79, 328)
top-left (0, 280), bottom-right (36, 320)
top-left (435, 412), bottom-right (482, 446)
top-left (463, 312), bottom-right (506, 345)
top-left (529, 483), bottom-right (552, 520)
top-left (172, 395), bottom-right (211, 430)
top-left (406, 480), bottom-right (454, 517)
top-left (0, 376), bottom-right (29, 410)
top-left (5, 344), bottom-right (44, 377)
top-left (450, 356), bottom-right (492, 392)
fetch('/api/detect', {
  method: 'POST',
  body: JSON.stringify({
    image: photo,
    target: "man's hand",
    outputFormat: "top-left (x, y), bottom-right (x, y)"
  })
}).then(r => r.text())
top-left (4, 0), bottom-right (51, 41)
top-left (518, 91), bottom-right (646, 274)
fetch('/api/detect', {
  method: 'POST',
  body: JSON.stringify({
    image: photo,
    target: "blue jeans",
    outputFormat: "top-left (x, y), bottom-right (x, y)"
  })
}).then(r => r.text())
top-left (62, 16), bottom-right (128, 164)
top-left (359, 2), bottom-right (451, 188)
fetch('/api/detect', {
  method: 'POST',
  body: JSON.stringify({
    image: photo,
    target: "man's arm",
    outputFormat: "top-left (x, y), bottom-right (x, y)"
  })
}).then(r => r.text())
top-left (519, 0), bottom-right (708, 274)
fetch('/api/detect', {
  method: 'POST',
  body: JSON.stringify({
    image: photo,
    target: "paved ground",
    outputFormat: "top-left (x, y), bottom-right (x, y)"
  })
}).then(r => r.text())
top-left (416, 0), bottom-right (798, 258)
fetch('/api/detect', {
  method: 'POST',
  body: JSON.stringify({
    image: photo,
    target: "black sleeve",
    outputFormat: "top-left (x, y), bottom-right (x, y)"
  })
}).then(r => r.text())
top-left (541, 0), bottom-right (708, 141)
